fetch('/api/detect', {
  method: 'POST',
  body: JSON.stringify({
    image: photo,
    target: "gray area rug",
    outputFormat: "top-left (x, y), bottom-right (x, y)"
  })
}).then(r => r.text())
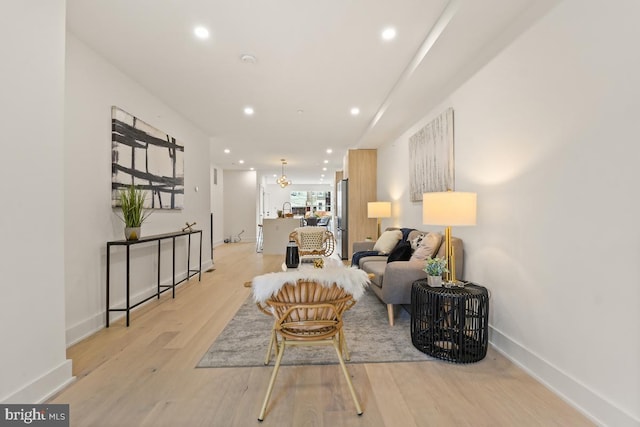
top-left (197, 289), bottom-right (434, 368)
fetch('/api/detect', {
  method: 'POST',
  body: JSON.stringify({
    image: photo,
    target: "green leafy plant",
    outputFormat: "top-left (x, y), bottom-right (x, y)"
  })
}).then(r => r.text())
top-left (423, 256), bottom-right (449, 276)
top-left (118, 185), bottom-right (151, 227)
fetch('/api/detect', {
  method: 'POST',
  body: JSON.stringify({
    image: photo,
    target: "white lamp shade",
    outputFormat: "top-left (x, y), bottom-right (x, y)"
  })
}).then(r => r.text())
top-left (422, 192), bottom-right (477, 226)
top-left (368, 201), bottom-right (391, 218)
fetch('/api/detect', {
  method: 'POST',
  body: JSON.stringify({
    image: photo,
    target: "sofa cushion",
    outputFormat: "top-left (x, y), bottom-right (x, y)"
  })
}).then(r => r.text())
top-left (373, 229), bottom-right (402, 254)
top-left (362, 260), bottom-right (386, 286)
top-left (387, 241), bottom-right (412, 263)
top-left (359, 255), bottom-right (388, 269)
top-left (351, 250), bottom-right (381, 267)
top-left (410, 232), bottom-right (442, 261)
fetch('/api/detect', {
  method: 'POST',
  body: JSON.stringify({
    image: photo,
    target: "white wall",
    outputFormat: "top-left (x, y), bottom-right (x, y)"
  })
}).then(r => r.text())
top-left (64, 33), bottom-right (213, 345)
top-left (209, 162), bottom-right (225, 249)
top-left (223, 170), bottom-right (258, 242)
top-left (377, 1), bottom-right (639, 426)
top-left (0, 0), bottom-right (73, 403)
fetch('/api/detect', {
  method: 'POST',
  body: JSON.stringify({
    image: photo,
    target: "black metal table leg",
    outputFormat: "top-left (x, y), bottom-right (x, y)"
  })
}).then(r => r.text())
top-left (172, 236), bottom-right (176, 298)
top-left (126, 245), bottom-right (130, 327)
top-left (157, 240), bottom-right (161, 298)
top-left (106, 244), bottom-right (111, 327)
top-left (187, 233), bottom-right (192, 281)
top-left (198, 230), bottom-right (202, 281)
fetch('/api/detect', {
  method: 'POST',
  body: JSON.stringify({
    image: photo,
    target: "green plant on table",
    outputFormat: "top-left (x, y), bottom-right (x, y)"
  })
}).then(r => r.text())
top-left (423, 256), bottom-right (449, 276)
top-left (118, 185), bottom-right (151, 227)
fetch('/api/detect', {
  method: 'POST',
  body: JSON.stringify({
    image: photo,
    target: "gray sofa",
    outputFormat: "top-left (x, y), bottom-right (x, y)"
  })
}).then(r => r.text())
top-left (353, 228), bottom-right (463, 326)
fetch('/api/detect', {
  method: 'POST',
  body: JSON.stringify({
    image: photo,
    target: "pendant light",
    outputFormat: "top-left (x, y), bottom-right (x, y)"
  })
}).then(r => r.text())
top-left (276, 159), bottom-right (292, 188)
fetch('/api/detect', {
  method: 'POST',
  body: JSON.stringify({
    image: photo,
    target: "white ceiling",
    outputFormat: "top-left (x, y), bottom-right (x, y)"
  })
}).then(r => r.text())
top-left (66, 0), bottom-right (560, 185)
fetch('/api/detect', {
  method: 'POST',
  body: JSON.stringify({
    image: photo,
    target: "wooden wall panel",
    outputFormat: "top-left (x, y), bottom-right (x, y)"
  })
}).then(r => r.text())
top-left (345, 149), bottom-right (377, 259)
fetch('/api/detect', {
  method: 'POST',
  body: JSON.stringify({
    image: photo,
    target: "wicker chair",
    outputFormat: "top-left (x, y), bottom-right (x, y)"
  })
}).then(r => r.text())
top-left (288, 226), bottom-right (335, 258)
top-left (256, 280), bottom-right (363, 421)
top-left (255, 283), bottom-right (356, 366)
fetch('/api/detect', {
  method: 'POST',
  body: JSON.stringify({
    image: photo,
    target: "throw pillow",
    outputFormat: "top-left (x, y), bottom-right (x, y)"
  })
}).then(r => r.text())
top-left (410, 233), bottom-right (426, 251)
top-left (387, 241), bottom-right (413, 263)
top-left (373, 229), bottom-right (402, 254)
top-left (410, 232), bottom-right (442, 261)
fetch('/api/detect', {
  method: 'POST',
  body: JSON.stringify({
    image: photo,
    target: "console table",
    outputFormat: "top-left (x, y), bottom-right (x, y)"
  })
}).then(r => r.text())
top-left (106, 229), bottom-right (202, 327)
top-left (411, 280), bottom-right (489, 363)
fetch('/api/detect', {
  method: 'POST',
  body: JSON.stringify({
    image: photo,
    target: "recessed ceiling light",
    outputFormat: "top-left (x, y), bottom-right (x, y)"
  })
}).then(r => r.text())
top-left (350, 107), bottom-right (360, 116)
top-left (381, 27), bottom-right (396, 41)
top-left (239, 160), bottom-right (245, 164)
top-left (240, 54), bottom-right (256, 63)
top-left (250, 167), bottom-right (254, 171)
top-left (326, 148), bottom-right (333, 154)
top-left (297, 109), bottom-right (304, 115)
top-left (321, 174), bottom-right (325, 178)
top-left (194, 26), bottom-right (210, 39)
top-left (323, 160), bottom-right (329, 164)
top-left (322, 167), bottom-right (327, 171)
top-left (244, 106), bottom-right (254, 116)
top-left (224, 148), bottom-right (230, 154)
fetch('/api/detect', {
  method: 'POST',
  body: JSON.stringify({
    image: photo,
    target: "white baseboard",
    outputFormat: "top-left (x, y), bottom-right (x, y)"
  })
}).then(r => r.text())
top-left (66, 260), bottom-right (214, 347)
top-left (1, 360), bottom-right (74, 404)
top-left (489, 325), bottom-right (639, 427)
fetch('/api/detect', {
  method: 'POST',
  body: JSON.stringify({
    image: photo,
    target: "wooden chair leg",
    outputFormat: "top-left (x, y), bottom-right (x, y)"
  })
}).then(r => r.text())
top-left (332, 337), bottom-right (363, 415)
top-left (339, 329), bottom-right (350, 361)
top-left (258, 340), bottom-right (286, 421)
top-left (264, 327), bottom-right (278, 365)
top-left (387, 304), bottom-right (395, 326)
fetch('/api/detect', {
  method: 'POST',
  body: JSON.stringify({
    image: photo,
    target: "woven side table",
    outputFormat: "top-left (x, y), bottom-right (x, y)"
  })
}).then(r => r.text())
top-left (411, 280), bottom-right (489, 363)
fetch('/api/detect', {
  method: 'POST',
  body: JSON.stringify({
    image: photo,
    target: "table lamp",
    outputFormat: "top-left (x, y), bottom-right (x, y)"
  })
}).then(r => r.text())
top-left (422, 191), bottom-right (476, 287)
top-left (368, 201), bottom-right (391, 238)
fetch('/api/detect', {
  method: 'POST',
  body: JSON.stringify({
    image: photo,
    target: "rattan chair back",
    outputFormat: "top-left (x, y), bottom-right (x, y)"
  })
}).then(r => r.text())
top-left (266, 281), bottom-right (354, 340)
top-left (289, 227), bottom-right (335, 257)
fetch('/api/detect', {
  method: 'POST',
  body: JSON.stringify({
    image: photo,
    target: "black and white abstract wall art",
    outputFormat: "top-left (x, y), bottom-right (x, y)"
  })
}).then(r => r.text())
top-left (408, 108), bottom-right (455, 202)
top-left (111, 106), bottom-right (184, 209)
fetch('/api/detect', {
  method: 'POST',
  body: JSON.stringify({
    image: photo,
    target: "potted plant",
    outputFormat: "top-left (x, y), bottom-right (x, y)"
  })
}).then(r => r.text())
top-left (118, 185), bottom-right (151, 240)
top-left (423, 256), bottom-right (449, 287)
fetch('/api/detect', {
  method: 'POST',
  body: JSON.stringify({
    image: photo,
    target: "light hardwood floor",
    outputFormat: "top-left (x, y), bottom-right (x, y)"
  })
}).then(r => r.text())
top-left (50, 242), bottom-right (594, 426)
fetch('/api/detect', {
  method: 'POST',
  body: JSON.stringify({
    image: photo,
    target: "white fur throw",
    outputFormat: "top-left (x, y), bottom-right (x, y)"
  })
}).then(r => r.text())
top-left (252, 266), bottom-right (370, 303)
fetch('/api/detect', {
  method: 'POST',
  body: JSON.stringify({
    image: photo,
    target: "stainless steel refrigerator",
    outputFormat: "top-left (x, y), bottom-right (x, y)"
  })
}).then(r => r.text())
top-left (336, 179), bottom-right (348, 259)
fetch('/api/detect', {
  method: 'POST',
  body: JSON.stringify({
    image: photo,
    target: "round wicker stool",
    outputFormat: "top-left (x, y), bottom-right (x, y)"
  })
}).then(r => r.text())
top-left (411, 280), bottom-right (489, 363)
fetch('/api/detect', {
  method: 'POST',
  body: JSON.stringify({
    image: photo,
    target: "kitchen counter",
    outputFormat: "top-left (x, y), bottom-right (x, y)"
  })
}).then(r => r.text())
top-left (262, 218), bottom-right (302, 255)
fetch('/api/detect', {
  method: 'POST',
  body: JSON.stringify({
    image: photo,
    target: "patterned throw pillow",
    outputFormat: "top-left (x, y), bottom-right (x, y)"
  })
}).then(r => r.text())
top-left (410, 232), bottom-right (442, 261)
top-left (410, 233), bottom-right (426, 251)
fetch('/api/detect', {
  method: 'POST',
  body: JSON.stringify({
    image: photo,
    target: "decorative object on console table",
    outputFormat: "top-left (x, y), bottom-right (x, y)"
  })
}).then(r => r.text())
top-left (422, 191), bottom-right (476, 287)
top-left (367, 201), bottom-right (391, 239)
top-left (411, 279), bottom-right (489, 363)
top-left (182, 221), bottom-right (196, 232)
top-left (117, 185), bottom-right (152, 241)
